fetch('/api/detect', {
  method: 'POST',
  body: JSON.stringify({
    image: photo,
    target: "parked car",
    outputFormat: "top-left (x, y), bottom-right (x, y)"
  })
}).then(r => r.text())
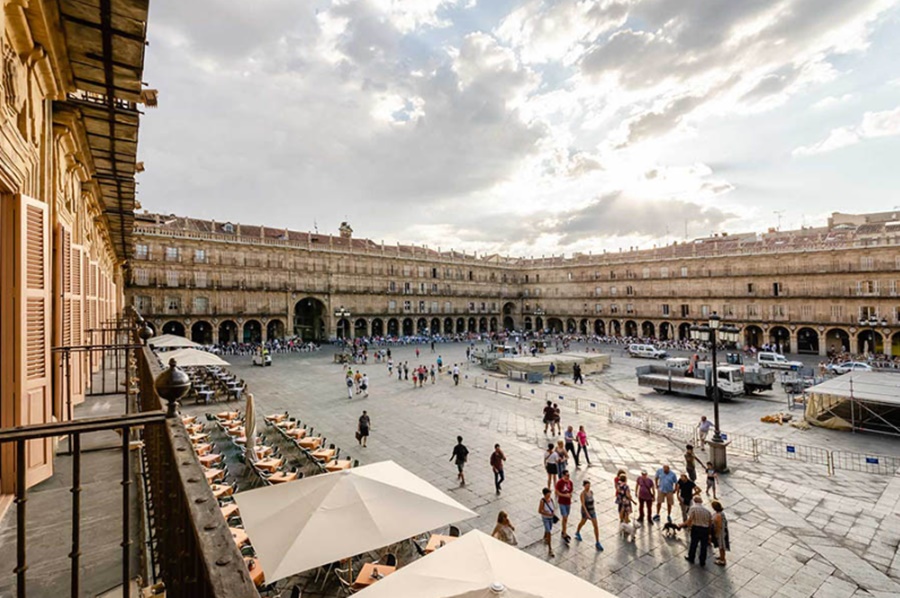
top-left (826, 361), bottom-right (873, 375)
top-left (756, 351), bottom-right (803, 370)
top-left (627, 344), bottom-right (668, 359)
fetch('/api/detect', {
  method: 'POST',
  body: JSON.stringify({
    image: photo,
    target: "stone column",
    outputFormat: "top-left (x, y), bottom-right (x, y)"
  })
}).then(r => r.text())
top-left (789, 329), bottom-right (798, 355)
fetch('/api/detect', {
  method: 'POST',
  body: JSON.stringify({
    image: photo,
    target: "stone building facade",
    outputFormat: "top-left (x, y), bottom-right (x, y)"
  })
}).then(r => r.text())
top-left (0, 0), bottom-right (149, 505)
top-left (129, 211), bottom-right (900, 358)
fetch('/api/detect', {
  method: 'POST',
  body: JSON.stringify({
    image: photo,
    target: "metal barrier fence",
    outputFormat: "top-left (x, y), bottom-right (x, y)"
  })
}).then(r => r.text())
top-left (468, 377), bottom-right (900, 476)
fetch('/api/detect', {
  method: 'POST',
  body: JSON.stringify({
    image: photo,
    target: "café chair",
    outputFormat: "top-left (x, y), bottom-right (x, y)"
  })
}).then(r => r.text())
top-left (449, 525), bottom-right (460, 537)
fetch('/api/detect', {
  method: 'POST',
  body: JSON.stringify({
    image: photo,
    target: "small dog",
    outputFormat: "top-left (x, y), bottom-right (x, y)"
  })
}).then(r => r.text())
top-left (662, 520), bottom-right (680, 538)
top-left (619, 520), bottom-right (636, 542)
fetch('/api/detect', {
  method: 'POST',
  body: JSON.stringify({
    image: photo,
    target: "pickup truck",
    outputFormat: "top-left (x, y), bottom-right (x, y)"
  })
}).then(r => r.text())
top-left (636, 363), bottom-right (744, 399)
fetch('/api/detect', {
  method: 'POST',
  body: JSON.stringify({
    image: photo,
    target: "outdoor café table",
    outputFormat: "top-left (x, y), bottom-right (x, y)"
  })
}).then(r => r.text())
top-left (234, 435), bottom-right (247, 445)
top-left (353, 563), bottom-right (396, 589)
top-left (254, 445), bottom-right (273, 459)
top-left (245, 557), bottom-right (265, 586)
top-left (182, 415), bottom-right (197, 425)
top-left (425, 534), bottom-right (458, 553)
top-left (230, 527), bottom-right (250, 547)
top-left (190, 433), bottom-right (209, 444)
top-left (298, 437), bottom-right (322, 450)
top-left (265, 413), bottom-right (287, 423)
top-left (268, 471), bottom-right (299, 484)
top-left (197, 390), bottom-right (215, 404)
top-left (287, 428), bottom-right (307, 439)
top-left (276, 420), bottom-right (296, 431)
top-left (185, 423), bottom-right (203, 434)
top-left (210, 484), bottom-right (234, 499)
top-left (198, 453), bottom-right (223, 467)
top-left (311, 448), bottom-right (335, 462)
top-left (255, 457), bottom-right (284, 473)
top-left (226, 426), bottom-right (245, 437)
top-left (325, 460), bottom-right (352, 472)
top-left (217, 411), bottom-right (238, 420)
top-left (220, 503), bottom-right (239, 521)
top-left (204, 468), bottom-right (225, 482)
top-left (194, 443), bottom-right (213, 456)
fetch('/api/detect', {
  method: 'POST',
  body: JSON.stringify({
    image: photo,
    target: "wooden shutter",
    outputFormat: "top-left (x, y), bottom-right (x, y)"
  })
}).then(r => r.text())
top-left (13, 195), bottom-right (53, 487)
top-left (70, 245), bottom-right (85, 404)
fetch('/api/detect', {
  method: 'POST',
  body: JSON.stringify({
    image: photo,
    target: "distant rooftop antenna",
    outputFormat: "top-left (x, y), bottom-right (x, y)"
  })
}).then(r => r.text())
top-left (773, 210), bottom-right (784, 231)
top-left (314, 220), bottom-right (319, 234)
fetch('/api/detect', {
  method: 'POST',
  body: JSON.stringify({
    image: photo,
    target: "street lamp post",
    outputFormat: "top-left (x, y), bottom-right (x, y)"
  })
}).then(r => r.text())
top-left (689, 312), bottom-right (741, 472)
top-left (334, 306), bottom-right (351, 341)
top-left (857, 314), bottom-right (887, 355)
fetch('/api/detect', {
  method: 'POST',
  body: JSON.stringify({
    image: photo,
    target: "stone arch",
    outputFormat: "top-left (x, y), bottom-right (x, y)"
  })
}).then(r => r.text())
top-left (594, 319), bottom-right (605, 335)
top-left (678, 322), bottom-right (691, 341)
top-left (162, 320), bottom-right (185, 337)
top-left (769, 326), bottom-right (790, 353)
top-left (190, 320), bottom-right (213, 344)
top-left (467, 317), bottom-right (476, 333)
top-left (431, 318), bottom-right (441, 335)
top-left (354, 318), bottom-right (368, 338)
top-left (387, 318), bottom-right (399, 336)
top-left (744, 325), bottom-right (763, 348)
top-left (402, 317), bottom-right (414, 336)
top-left (565, 318), bottom-right (576, 333)
top-left (502, 301), bottom-right (516, 315)
top-left (624, 320), bottom-right (638, 337)
top-left (857, 329), bottom-right (884, 354)
top-left (417, 317), bottom-right (428, 334)
top-left (524, 316), bottom-right (533, 331)
top-left (547, 318), bottom-right (563, 333)
top-left (456, 317), bottom-right (465, 333)
top-left (294, 297), bottom-right (326, 341)
top-left (218, 320), bottom-right (238, 344)
top-left (579, 319), bottom-right (589, 335)
top-left (796, 327), bottom-right (819, 355)
top-left (243, 319), bottom-right (262, 343)
top-left (335, 318), bottom-right (351, 339)
top-left (609, 319), bottom-right (621, 336)
top-left (659, 321), bottom-right (672, 341)
top-left (503, 316), bottom-right (514, 331)
top-left (892, 332), bottom-right (900, 357)
top-left (641, 321), bottom-right (655, 338)
top-left (371, 318), bottom-right (384, 337)
top-left (825, 328), bottom-right (850, 355)
top-left (443, 317), bottom-right (453, 334)
top-left (479, 317), bottom-right (488, 333)
top-left (267, 319), bottom-right (285, 341)
top-left (490, 317), bottom-right (498, 332)
top-left (535, 316), bottom-right (544, 331)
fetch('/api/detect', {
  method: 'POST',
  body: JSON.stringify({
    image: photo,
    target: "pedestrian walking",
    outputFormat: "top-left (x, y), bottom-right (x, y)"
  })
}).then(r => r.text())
top-left (437, 355), bottom-right (443, 371)
top-left (705, 461), bottom-right (718, 499)
top-left (697, 416), bottom-right (712, 449)
top-left (452, 364), bottom-right (460, 385)
top-left (654, 464), bottom-right (677, 522)
top-left (490, 444), bottom-right (506, 493)
top-left (574, 480), bottom-right (603, 551)
top-left (676, 472), bottom-right (697, 523)
top-left (387, 359), bottom-right (393, 375)
top-left (548, 362), bottom-right (556, 380)
top-left (680, 496), bottom-right (713, 566)
top-left (555, 440), bottom-right (568, 476)
top-left (552, 403), bottom-right (561, 435)
top-left (538, 488), bottom-right (557, 558)
top-left (403, 361), bottom-right (409, 380)
top-left (710, 500), bottom-right (730, 566)
top-left (564, 425), bottom-right (579, 467)
top-left (685, 444), bottom-right (700, 482)
top-left (397, 362), bottom-right (403, 381)
top-left (573, 363), bottom-right (583, 384)
top-left (555, 471), bottom-right (574, 543)
top-left (430, 364), bottom-right (436, 384)
top-left (450, 436), bottom-right (469, 486)
top-left (615, 473), bottom-right (636, 523)
top-left (544, 443), bottom-right (559, 489)
top-left (354, 370), bottom-right (362, 393)
top-left (416, 347), bottom-right (420, 358)
top-left (635, 470), bottom-right (655, 524)
top-left (360, 373), bottom-right (369, 398)
top-left (357, 411), bottom-right (370, 447)
top-left (542, 401), bottom-right (554, 434)
top-left (492, 511), bottom-right (517, 545)
top-left (346, 375), bottom-right (354, 399)
top-left (575, 425), bottom-right (591, 466)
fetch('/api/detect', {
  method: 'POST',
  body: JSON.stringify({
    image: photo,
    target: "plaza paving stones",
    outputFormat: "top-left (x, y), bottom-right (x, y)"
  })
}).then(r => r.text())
top-left (181, 342), bottom-right (900, 597)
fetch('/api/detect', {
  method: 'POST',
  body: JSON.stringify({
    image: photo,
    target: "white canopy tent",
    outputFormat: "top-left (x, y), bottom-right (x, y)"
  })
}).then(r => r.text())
top-left (233, 461), bottom-right (477, 582)
top-left (355, 529), bottom-right (619, 598)
top-left (161, 348), bottom-right (230, 368)
top-left (805, 372), bottom-right (900, 435)
top-left (147, 333), bottom-right (201, 349)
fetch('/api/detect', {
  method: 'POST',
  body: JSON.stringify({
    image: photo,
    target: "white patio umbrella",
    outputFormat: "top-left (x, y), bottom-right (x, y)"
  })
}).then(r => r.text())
top-left (355, 529), bottom-right (619, 598)
top-left (244, 392), bottom-right (257, 462)
top-left (163, 348), bottom-right (230, 367)
top-left (233, 461), bottom-right (477, 582)
top-left (148, 333), bottom-right (201, 349)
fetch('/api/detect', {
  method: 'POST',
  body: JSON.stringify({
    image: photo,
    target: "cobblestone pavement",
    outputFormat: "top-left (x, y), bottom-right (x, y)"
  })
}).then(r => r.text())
top-left (186, 342), bottom-right (900, 598)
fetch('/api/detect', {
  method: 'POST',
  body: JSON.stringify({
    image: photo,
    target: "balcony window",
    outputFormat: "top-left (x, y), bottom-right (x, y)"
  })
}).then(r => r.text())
top-left (135, 244), bottom-right (149, 260)
top-left (165, 247), bottom-right (179, 261)
top-left (193, 297), bottom-right (209, 314)
top-left (166, 270), bottom-right (179, 287)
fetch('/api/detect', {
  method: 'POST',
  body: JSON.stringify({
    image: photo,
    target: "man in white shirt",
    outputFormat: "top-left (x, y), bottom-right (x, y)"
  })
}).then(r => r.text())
top-left (697, 416), bottom-right (713, 449)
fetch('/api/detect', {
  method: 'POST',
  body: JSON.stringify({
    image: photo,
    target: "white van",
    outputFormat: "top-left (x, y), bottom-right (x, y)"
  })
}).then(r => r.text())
top-left (628, 344), bottom-right (668, 359)
top-left (756, 352), bottom-right (802, 370)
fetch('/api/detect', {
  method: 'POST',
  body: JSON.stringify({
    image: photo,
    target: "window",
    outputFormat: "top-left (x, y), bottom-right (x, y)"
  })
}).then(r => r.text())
top-left (859, 306), bottom-right (877, 320)
top-left (194, 271), bottom-right (207, 288)
top-left (524, 275), bottom-right (529, 283)
top-left (860, 256), bottom-right (874, 270)
top-left (388, 300), bottom-right (397, 312)
top-left (642, 268), bottom-right (650, 279)
top-left (431, 301), bottom-right (439, 312)
top-left (468, 271), bottom-right (473, 281)
top-left (747, 304), bottom-right (759, 317)
top-left (404, 282), bottom-right (411, 294)
top-left (135, 244), bottom-right (149, 260)
top-left (403, 300), bottom-right (411, 311)
top-left (680, 304), bottom-right (690, 317)
top-left (418, 301), bottom-right (426, 312)
top-left (480, 302), bottom-right (486, 311)
top-left (681, 267), bottom-right (688, 277)
top-left (747, 283), bottom-right (754, 294)
top-left (223, 223), bottom-right (234, 233)
top-left (661, 304), bottom-right (670, 316)
top-left (567, 272), bottom-right (573, 281)
top-left (594, 287), bottom-right (603, 296)
top-left (857, 281), bottom-right (877, 295)
top-left (133, 295), bottom-right (151, 312)
top-left (626, 286), bottom-right (634, 296)
top-left (773, 282), bottom-right (782, 297)
top-left (595, 304), bottom-right (603, 313)
top-left (432, 268), bottom-right (438, 278)
top-left (610, 286), bottom-right (617, 296)
top-left (701, 304), bottom-right (710, 317)
top-left (220, 296), bottom-right (233, 312)
top-left (468, 302), bottom-right (475, 312)
top-left (800, 305), bottom-right (813, 320)
top-left (192, 297), bottom-right (209, 314)
top-left (194, 249), bottom-right (206, 263)
top-left (166, 270), bottom-right (179, 287)
top-left (771, 304), bottom-right (786, 318)
top-left (165, 297), bottom-right (180, 313)
top-left (165, 247), bottom-right (179, 261)
top-left (535, 274), bottom-right (540, 283)
top-left (418, 267), bottom-right (425, 277)
top-left (419, 282), bottom-right (425, 293)
top-left (389, 281), bottom-right (396, 292)
top-left (444, 301), bottom-right (452, 312)
top-left (830, 305), bottom-right (843, 321)
top-left (626, 303), bottom-right (634, 314)
top-left (431, 283), bottom-right (438, 292)
top-left (403, 266), bottom-right (411, 277)
top-left (610, 304), bottom-right (619, 314)
top-left (660, 267), bottom-right (669, 278)
top-left (609, 271), bottom-right (617, 280)
top-left (133, 268), bottom-right (149, 286)
top-left (722, 304), bottom-right (734, 317)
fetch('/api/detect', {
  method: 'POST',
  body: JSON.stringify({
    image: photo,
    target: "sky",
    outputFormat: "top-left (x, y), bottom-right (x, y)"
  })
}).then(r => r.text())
top-left (138, 0), bottom-right (900, 257)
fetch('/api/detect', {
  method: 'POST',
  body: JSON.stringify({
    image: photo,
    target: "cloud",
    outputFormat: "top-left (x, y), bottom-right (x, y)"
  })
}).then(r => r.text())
top-left (793, 105), bottom-right (900, 156)
top-left (812, 93), bottom-right (857, 110)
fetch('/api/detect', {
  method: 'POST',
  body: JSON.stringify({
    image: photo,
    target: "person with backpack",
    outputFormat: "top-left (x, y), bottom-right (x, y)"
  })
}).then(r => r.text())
top-left (345, 375), bottom-right (354, 399)
top-left (450, 436), bottom-right (469, 486)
